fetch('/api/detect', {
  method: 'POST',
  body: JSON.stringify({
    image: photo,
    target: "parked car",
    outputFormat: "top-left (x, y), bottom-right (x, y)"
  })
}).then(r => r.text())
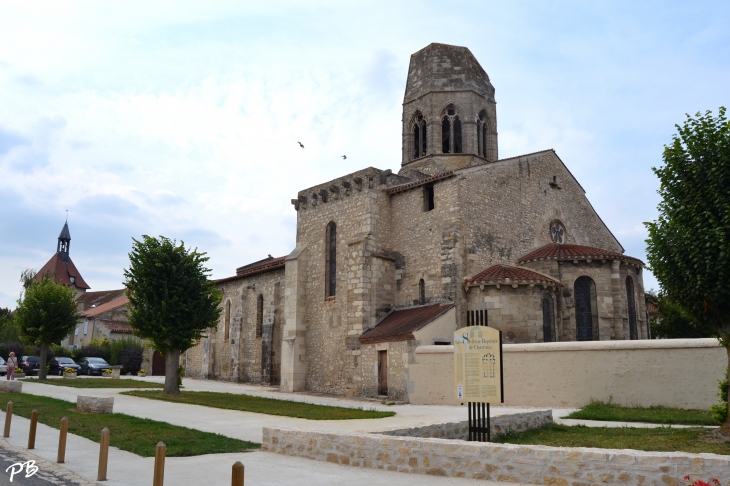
top-left (49, 357), bottom-right (81, 376)
top-left (76, 357), bottom-right (111, 376)
top-left (20, 356), bottom-right (41, 375)
top-left (0, 357), bottom-right (6, 376)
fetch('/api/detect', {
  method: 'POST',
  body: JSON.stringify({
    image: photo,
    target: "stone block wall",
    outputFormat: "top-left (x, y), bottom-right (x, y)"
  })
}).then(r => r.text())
top-left (76, 396), bottom-right (113, 414)
top-left (262, 426), bottom-right (730, 485)
top-left (359, 340), bottom-right (412, 400)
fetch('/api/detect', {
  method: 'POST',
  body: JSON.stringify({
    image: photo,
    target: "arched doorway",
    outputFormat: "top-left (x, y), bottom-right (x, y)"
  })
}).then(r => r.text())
top-left (152, 351), bottom-right (166, 376)
top-left (574, 277), bottom-right (595, 341)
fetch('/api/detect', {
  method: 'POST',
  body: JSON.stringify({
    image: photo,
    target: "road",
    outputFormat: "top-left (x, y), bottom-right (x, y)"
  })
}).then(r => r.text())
top-left (0, 448), bottom-right (74, 486)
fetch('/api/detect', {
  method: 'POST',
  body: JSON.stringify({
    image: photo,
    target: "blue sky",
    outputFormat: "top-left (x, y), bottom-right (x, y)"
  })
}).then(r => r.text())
top-left (1, 1), bottom-right (729, 308)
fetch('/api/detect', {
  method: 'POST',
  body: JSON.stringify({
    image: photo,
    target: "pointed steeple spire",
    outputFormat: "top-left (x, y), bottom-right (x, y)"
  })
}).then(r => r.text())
top-left (57, 221), bottom-right (71, 261)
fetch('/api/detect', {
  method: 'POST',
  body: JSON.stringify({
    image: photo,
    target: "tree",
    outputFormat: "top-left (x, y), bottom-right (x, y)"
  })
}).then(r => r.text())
top-left (645, 107), bottom-right (730, 438)
top-left (124, 236), bottom-right (222, 394)
top-left (14, 276), bottom-right (80, 380)
top-left (650, 291), bottom-right (715, 339)
top-left (0, 307), bottom-right (21, 343)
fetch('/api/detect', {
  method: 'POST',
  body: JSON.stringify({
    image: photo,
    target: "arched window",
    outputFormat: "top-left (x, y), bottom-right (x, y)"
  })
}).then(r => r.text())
top-left (477, 110), bottom-right (488, 158)
top-left (626, 277), bottom-right (638, 340)
top-left (256, 294), bottom-right (264, 338)
top-left (412, 112), bottom-right (427, 159)
top-left (542, 295), bottom-right (554, 342)
top-left (574, 277), bottom-right (596, 341)
top-left (419, 279), bottom-right (425, 305)
top-left (224, 300), bottom-right (231, 341)
top-left (441, 105), bottom-right (462, 154)
top-left (326, 222), bottom-right (337, 298)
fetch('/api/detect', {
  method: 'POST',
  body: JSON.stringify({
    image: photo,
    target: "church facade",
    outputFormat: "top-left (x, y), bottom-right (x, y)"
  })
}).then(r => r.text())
top-left (183, 43), bottom-right (647, 401)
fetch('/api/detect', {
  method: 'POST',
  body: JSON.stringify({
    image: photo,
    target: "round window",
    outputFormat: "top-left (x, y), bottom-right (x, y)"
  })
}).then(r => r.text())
top-left (550, 221), bottom-right (566, 244)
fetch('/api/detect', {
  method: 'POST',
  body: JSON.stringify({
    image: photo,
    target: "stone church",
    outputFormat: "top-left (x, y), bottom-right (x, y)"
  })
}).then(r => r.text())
top-left (183, 43), bottom-right (647, 401)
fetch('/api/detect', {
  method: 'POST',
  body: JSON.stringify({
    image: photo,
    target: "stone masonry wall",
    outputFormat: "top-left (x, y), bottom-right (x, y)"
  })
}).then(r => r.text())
top-left (359, 340), bottom-right (412, 400)
top-left (262, 426), bottom-right (730, 485)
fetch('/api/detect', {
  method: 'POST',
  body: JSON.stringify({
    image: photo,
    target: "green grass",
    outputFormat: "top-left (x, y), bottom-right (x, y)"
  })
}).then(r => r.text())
top-left (0, 392), bottom-right (258, 457)
top-left (122, 390), bottom-right (395, 420)
top-left (21, 377), bottom-right (163, 389)
top-left (566, 400), bottom-right (718, 426)
top-left (496, 422), bottom-right (730, 455)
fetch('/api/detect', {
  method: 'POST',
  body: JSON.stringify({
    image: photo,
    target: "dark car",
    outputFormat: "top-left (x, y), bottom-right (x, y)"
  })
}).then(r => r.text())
top-left (76, 357), bottom-right (111, 376)
top-left (20, 356), bottom-right (41, 375)
top-left (49, 357), bottom-right (81, 376)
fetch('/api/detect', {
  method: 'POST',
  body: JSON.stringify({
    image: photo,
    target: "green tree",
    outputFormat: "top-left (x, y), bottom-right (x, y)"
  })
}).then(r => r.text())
top-left (650, 291), bottom-right (715, 339)
top-left (0, 307), bottom-right (21, 343)
top-left (124, 236), bottom-right (222, 394)
top-left (14, 276), bottom-right (80, 380)
top-left (645, 107), bottom-right (730, 438)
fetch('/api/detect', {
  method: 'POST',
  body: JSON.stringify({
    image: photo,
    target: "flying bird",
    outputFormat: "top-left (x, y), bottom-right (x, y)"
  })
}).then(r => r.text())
top-left (297, 142), bottom-right (304, 148)
top-left (342, 155), bottom-right (347, 160)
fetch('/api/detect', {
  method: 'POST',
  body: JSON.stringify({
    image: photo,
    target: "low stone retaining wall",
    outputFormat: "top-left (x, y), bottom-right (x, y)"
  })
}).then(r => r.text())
top-left (76, 396), bottom-right (114, 414)
top-left (262, 427), bottom-right (730, 485)
top-left (0, 381), bottom-right (22, 393)
top-left (380, 410), bottom-right (552, 440)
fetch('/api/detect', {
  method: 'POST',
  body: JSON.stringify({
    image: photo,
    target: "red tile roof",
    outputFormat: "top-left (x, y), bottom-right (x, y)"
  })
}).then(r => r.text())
top-left (78, 289), bottom-right (125, 311)
top-left (359, 304), bottom-right (454, 344)
top-left (386, 171), bottom-right (455, 195)
top-left (217, 256), bottom-right (287, 284)
top-left (517, 243), bottom-right (643, 265)
top-left (35, 253), bottom-right (90, 289)
top-left (82, 295), bottom-right (129, 318)
top-left (96, 320), bottom-right (134, 333)
top-left (465, 264), bottom-right (560, 286)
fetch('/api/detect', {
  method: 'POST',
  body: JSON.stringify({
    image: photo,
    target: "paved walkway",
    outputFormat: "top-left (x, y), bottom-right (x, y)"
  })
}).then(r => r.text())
top-left (7, 376), bottom-right (703, 485)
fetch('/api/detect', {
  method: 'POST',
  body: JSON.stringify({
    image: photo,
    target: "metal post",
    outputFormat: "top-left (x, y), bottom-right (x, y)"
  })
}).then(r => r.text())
top-left (28, 409), bottom-right (38, 449)
top-left (153, 442), bottom-right (166, 486)
top-left (3, 401), bottom-right (13, 438)
top-left (487, 403), bottom-right (491, 442)
top-left (97, 428), bottom-right (110, 481)
top-left (467, 402), bottom-right (472, 441)
top-left (57, 417), bottom-right (68, 463)
top-left (232, 461), bottom-right (244, 486)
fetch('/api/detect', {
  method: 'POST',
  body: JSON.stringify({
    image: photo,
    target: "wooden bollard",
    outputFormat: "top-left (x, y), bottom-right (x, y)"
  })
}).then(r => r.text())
top-left (232, 461), bottom-right (244, 486)
top-left (28, 409), bottom-right (38, 449)
top-left (57, 417), bottom-right (68, 463)
top-left (97, 427), bottom-right (110, 481)
top-left (3, 401), bottom-right (13, 438)
top-left (153, 442), bottom-right (166, 486)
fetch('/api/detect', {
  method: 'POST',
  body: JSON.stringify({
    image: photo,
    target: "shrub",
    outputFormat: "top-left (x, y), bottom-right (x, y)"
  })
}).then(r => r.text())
top-left (710, 376), bottom-right (729, 425)
top-left (3, 342), bottom-right (26, 360)
top-left (50, 344), bottom-right (73, 358)
top-left (79, 344), bottom-right (111, 363)
top-left (117, 344), bottom-right (143, 375)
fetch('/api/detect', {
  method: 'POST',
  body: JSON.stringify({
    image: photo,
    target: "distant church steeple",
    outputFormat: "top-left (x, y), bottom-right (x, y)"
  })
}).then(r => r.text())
top-left (57, 221), bottom-right (71, 261)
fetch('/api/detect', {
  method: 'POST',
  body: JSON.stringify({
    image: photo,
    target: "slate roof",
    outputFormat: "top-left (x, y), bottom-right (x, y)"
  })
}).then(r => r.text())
top-left (35, 253), bottom-right (90, 289)
top-left (518, 243), bottom-right (643, 266)
top-left (82, 295), bottom-right (129, 318)
top-left (96, 320), bottom-right (133, 333)
top-left (217, 256), bottom-right (287, 284)
top-left (465, 264), bottom-right (560, 286)
top-left (359, 304), bottom-right (454, 344)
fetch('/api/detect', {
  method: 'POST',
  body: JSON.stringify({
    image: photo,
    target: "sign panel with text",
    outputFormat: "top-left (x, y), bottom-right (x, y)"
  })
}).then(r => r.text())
top-left (454, 326), bottom-right (503, 403)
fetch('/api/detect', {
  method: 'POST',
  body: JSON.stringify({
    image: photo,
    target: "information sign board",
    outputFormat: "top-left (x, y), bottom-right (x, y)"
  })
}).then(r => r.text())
top-left (454, 326), bottom-right (503, 403)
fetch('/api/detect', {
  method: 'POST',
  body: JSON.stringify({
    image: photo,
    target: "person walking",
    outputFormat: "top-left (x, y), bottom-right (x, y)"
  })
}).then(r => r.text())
top-left (6, 352), bottom-right (18, 380)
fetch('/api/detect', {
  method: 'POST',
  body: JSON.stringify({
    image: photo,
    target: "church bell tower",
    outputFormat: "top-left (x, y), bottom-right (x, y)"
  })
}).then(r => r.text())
top-left (401, 43), bottom-right (498, 172)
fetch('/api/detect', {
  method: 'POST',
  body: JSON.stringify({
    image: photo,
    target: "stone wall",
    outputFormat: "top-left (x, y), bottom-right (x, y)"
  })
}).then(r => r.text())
top-left (407, 339), bottom-right (727, 409)
top-left (262, 426), bottom-right (730, 485)
top-left (380, 410), bottom-right (552, 440)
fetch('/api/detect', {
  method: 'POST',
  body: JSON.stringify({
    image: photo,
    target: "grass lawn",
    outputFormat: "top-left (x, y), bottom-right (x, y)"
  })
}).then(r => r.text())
top-left (0, 392), bottom-right (258, 457)
top-left (122, 390), bottom-right (395, 420)
top-left (21, 377), bottom-right (163, 389)
top-left (496, 422), bottom-right (730, 455)
top-left (566, 400), bottom-right (718, 426)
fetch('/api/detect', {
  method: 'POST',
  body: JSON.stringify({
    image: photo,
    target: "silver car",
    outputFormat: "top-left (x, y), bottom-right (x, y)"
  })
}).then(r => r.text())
top-left (0, 357), bottom-right (6, 376)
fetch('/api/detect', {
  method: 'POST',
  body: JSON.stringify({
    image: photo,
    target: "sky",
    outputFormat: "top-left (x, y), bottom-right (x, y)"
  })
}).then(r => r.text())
top-left (1, 1), bottom-right (729, 309)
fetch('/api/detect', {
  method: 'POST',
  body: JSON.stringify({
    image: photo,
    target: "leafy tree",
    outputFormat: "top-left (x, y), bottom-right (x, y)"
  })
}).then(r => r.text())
top-left (124, 236), bottom-right (222, 394)
top-left (0, 307), bottom-right (21, 343)
top-left (14, 276), bottom-right (80, 380)
top-left (645, 107), bottom-right (730, 438)
top-left (650, 291), bottom-right (715, 339)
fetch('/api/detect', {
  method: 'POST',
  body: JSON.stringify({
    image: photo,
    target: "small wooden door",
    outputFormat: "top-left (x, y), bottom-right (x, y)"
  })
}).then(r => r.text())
top-left (378, 350), bottom-right (388, 396)
top-left (152, 351), bottom-right (166, 376)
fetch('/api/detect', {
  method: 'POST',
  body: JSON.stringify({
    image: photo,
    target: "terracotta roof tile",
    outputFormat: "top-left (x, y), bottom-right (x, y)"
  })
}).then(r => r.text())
top-left (96, 320), bottom-right (133, 333)
top-left (82, 295), bottom-right (129, 318)
top-left (36, 253), bottom-right (90, 289)
top-left (465, 264), bottom-right (560, 286)
top-left (78, 289), bottom-right (125, 311)
top-left (359, 304), bottom-right (454, 344)
top-left (517, 243), bottom-right (643, 265)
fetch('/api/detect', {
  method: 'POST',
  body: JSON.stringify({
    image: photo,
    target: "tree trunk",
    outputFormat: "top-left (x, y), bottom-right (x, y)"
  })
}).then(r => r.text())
top-left (39, 342), bottom-right (48, 381)
top-left (163, 349), bottom-right (181, 395)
